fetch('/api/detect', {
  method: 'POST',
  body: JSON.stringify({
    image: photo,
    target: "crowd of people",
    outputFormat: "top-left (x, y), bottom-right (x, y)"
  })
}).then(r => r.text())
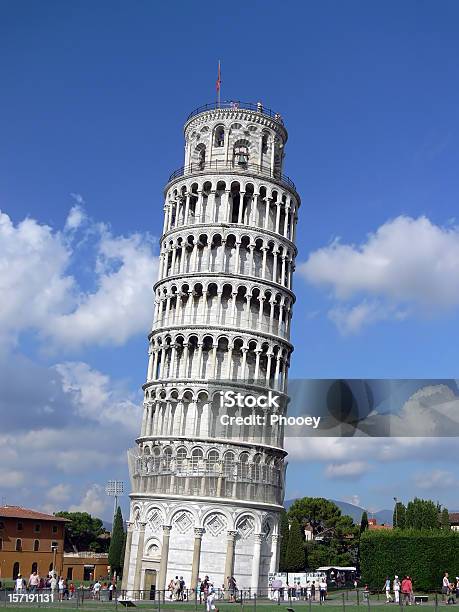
top-left (12, 571), bottom-right (117, 601)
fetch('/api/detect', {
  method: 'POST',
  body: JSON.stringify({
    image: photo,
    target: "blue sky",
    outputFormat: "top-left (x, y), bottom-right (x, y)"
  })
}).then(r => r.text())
top-left (2, 0), bottom-right (459, 520)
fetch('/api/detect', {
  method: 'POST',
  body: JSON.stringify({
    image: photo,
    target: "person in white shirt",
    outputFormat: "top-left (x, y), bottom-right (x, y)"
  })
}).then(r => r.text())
top-left (93, 580), bottom-right (101, 600)
top-left (319, 579), bottom-right (327, 603)
top-left (206, 583), bottom-right (217, 612)
top-left (393, 576), bottom-right (401, 604)
top-left (383, 577), bottom-right (393, 603)
top-left (443, 573), bottom-right (450, 602)
top-left (15, 575), bottom-right (25, 594)
top-left (29, 572), bottom-right (40, 593)
top-left (50, 575), bottom-right (58, 594)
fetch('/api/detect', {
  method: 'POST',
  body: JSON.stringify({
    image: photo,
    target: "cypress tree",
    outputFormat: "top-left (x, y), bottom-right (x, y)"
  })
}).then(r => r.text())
top-left (441, 508), bottom-right (450, 530)
top-left (279, 510), bottom-right (290, 572)
top-left (360, 511), bottom-right (369, 533)
top-left (285, 517), bottom-right (305, 572)
top-left (108, 506), bottom-right (126, 577)
top-left (393, 502), bottom-right (406, 529)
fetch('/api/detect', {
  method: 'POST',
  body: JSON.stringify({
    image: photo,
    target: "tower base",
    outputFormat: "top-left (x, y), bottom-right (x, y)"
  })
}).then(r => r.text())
top-left (123, 495), bottom-right (281, 595)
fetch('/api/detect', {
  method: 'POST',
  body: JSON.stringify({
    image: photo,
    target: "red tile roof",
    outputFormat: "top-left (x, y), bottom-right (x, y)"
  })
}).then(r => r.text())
top-left (0, 506), bottom-right (70, 522)
top-left (449, 512), bottom-right (459, 524)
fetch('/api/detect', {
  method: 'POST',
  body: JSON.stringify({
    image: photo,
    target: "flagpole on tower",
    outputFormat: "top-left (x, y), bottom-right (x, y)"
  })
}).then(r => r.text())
top-left (216, 60), bottom-right (221, 107)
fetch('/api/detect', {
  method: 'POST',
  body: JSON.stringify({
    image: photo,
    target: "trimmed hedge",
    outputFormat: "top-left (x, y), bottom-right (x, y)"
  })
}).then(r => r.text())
top-left (360, 529), bottom-right (459, 591)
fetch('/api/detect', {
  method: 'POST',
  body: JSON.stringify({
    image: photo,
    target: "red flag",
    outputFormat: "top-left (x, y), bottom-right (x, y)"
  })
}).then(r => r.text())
top-left (216, 61), bottom-right (221, 92)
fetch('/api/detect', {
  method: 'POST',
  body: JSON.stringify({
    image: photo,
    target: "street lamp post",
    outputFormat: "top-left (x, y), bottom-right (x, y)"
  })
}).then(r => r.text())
top-left (393, 497), bottom-right (398, 528)
top-left (52, 545), bottom-right (58, 578)
top-left (105, 480), bottom-right (124, 520)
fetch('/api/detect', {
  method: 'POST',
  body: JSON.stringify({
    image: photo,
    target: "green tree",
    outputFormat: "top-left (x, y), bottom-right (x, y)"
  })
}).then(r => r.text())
top-left (278, 510), bottom-right (290, 572)
top-left (393, 502), bottom-right (406, 529)
top-left (288, 497), bottom-right (342, 538)
top-left (108, 506), bottom-right (126, 577)
top-left (360, 511), bottom-right (369, 533)
top-left (55, 511), bottom-right (106, 552)
top-left (405, 498), bottom-right (440, 530)
top-left (285, 517), bottom-right (305, 571)
top-left (288, 497), bottom-right (358, 570)
top-left (441, 508), bottom-right (450, 530)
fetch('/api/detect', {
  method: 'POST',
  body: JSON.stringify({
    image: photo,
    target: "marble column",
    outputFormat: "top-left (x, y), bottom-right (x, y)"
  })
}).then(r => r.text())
top-left (190, 528), bottom-right (205, 592)
top-left (158, 525), bottom-right (172, 591)
top-left (269, 534), bottom-right (279, 573)
top-left (121, 522), bottom-right (134, 591)
top-left (132, 522), bottom-right (146, 594)
top-left (250, 533), bottom-right (263, 594)
top-left (224, 531), bottom-right (237, 588)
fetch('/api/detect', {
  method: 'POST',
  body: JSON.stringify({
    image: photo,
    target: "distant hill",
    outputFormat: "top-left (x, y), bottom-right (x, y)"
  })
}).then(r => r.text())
top-left (284, 498), bottom-right (393, 526)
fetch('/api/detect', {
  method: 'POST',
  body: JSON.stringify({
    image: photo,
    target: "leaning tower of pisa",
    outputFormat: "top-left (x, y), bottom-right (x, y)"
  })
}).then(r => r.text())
top-left (122, 101), bottom-right (300, 596)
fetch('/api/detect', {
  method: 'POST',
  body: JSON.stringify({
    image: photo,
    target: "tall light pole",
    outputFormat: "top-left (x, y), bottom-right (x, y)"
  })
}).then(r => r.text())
top-left (52, 545), bottom-right (58, 578)
top-left (393, 497), bottom-right (398, 528)
top-left (105, 480), bottom-right (124, 521)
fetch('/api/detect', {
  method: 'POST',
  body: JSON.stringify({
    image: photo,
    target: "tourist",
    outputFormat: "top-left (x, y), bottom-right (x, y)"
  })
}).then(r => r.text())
top-left (311, 581), bottom-right (316, 600)
top-left (363, 585), bottom-right (370, 603)
top-left (173, 576), bottom-right (181, 600)
top-left (179, 576), bottom-right (185, 601)
top-left (201, 576), bottom-right (209, 601)
top-left (443, 573), bottom-right (450, 603)
top-left (319, 577), bottom-right (327, 603)
top-left (446, 581), bottom-right (456, 605)
top-left (456, 578), bottom-right (459, 599)
top-left (296, 581), bottom-right (301, 599)
top-left (228, 576), bottom-right (236, 602)
top-left (401, 575), bottom-right (412, 606)
top-left (50, 573), bottom-right (58, 596)
top-left (69, 583), bottom-right (75, 599)
top-left (206, 583), bottom-right (218, 612)
top-left (29, 571), bottom-right (40, 593)
top-left (168, 578), bottom-right (175, 599)
top-left (393, 576), bottom-right (401, 604)
top-left (383, 576), bottom-right (393, 603)
top-left (15, 574), bottom-right (25, 594)
top-left (93, 579), bottom-right (101, 600)
top-left (58, 576), bottom-right (65, 601)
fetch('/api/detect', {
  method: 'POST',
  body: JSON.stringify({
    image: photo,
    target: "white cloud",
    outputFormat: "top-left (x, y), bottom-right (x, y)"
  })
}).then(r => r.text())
top-left (55, 361), bottom-right (141, 431)
top-left (69, 485), bottom-right (109, 516)
top-left (0, 211), bottom-right (74, 346)
top-left (49, 232), bottom-right (158, 348)
top-left (325, 461), bottom-right (369, 479)
top-left (65, 203), bottom-right (87, 231)
top-left (46, 484), bottom-right (71, 503)
top-left (0, 205), bottom-right (158, 351)
top-left (344, 495), bottom-right (361, 507)
top-left (0, 468), bottom-right (25, 488)
top-left (414, 469), bottom-right (456, 490)
top-left (285, 435), bottom-right (459, 465)
top-left (328, 302), bottom-right (407, 335)
top-left (300, 215), bottom-right (459, 332)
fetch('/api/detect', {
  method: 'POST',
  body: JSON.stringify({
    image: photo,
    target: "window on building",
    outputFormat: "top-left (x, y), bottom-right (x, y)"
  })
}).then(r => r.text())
top-left (31, 562), bottom-right (37, 574)
top-left (214, 126), bottom-right (225, 147)
top-left (17, 521), bottom-right (23, 531)
top-left (67, 568), bottom-right (73, 581)
top-left (34, 539), bottom-right (40, 551)
top-left (52, 524), bottom-right (58, 534)
top-left (15, 538), bottom-right (22, 551)
top-left (34, 523), bottom-right (41, 533)
top-left (0, 521), bottom-right (4, 530)
top-left (0, 537), bottom-right (2, 551)
top-left (13, 562), bottom-right (20, 580)
top-left (262, 133), bottom-right (269, 154)
top-left (51, 541), bottom-right (58, 550)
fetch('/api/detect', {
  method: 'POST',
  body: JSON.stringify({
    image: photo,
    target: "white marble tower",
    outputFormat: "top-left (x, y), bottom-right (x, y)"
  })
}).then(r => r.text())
top-left (122, 101), bottom-right (300, 595)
